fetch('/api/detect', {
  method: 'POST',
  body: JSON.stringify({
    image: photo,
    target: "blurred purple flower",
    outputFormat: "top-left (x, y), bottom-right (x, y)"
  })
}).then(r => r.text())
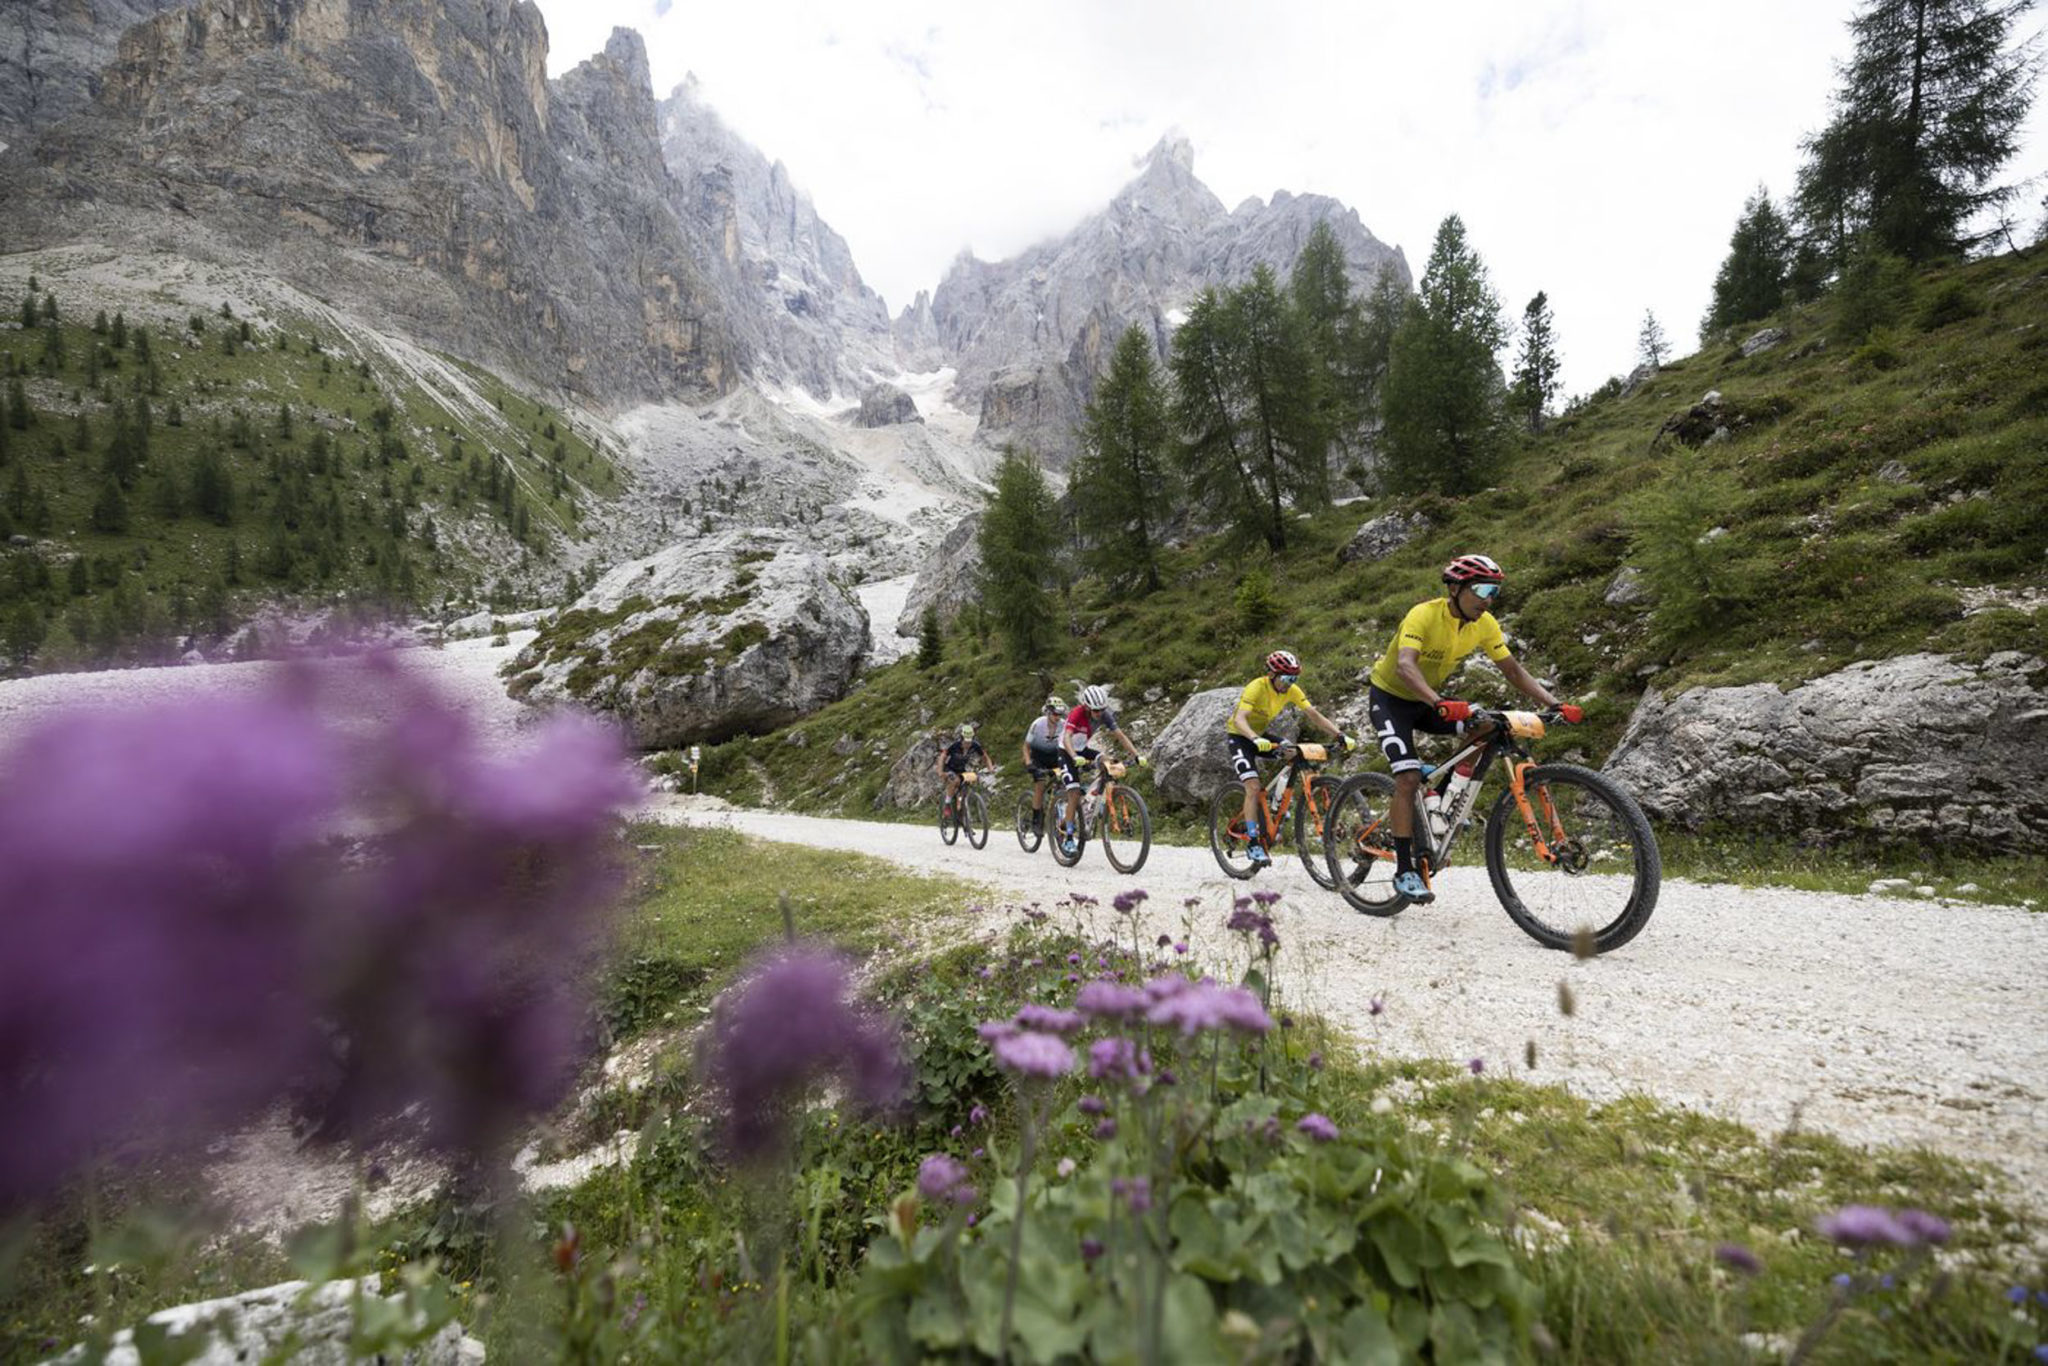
top-left (1088, 1037), bottom-right (1146, 1082)
top-left (1173, 941), bottom-right (1189, 955)
top-left (1817, 1205), bottom-right (1916, 1248)
top-left (1715, 1243), bottom-right (1763, 1275)
top-left (1156, 934), bottom-right (1172, 949)
top-left (1067, 952), bottom-right (1082, 966)
top-left (968, 1104), bottom-right (989, 1126)
top-left (1895, 1209), bottom-right (1951, 1246)
top-left (1111, 1175), bottom-right (1152, 1213)
top-left (2007, 1286), bottom-right (2029, 1305)
top-left (708, 947), bottom-right (906, 1159)
top-left (1369, 996), bottom-right (1385, 1017)
top-left (917, 1154), bottom-right (976, 1205)
top-left (1146, 980), bottom-right (1273, 1037)
top-left (1468, 1057), bottom-right (1485, 1075)
top-left (1112, 890), bottom-right (1148, 913)
top-left (1296, 1114), bottom-right (1339, 1143)
top-left (1075, 981), bottom-right (1147, 1020)
top-left (1078, 1095), bottom-right (1107, 1115)
top-left (991, 1030), bottom-right (1075, 1079)
top-left (1225, 909), bottom-right (1279, 949)
top-left (1014, 1005), bottom-right (1086, 1036)
top-left (1080, 1237), bottom-right (1105, 1263)
top-left (1093, 1118), bottom-right (1117, 1140)
top-left (1250, 891), bottom-right (1281, 908)
top-left (1308, 1051), bottom-right (1324, 1071)
top-left (1831, 1272), bottom-right (1853, 1290)
top-left (977, 1020), bottom-right (1020, 1044)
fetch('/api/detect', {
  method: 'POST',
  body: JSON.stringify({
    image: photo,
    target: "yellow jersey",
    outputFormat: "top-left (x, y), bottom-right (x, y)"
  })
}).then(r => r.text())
top-left (1228, 676), bottom-right (1310, 735)
top-left (1368, 598), bottom-right (1512, 701)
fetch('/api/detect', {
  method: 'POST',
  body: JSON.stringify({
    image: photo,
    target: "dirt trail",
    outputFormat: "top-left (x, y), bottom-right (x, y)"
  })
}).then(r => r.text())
top-left (650, 795), bottom-right (2048, 1216)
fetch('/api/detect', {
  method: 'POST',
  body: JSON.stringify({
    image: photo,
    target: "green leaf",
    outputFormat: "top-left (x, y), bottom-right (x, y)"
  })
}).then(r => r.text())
top-left (285, 1222), bottom-right (350, 1284)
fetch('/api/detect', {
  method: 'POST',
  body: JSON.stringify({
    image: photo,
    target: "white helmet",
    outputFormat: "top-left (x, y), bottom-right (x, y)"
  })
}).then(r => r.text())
top-left (959, 723), bottom-right (976, 740)
top-left (1044, 694), bottom-right (1066, 713)
top-left (1081, 684), bottom-right (1111, 711)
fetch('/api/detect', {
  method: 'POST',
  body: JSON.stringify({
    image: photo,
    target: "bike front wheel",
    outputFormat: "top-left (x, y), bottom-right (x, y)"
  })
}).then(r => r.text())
top-left (938, 793), bottom-right (959, 846)
top-left (1015, 790), bottom-right (1045, 852)
top-left (963, 787), bottom-right (990, 849)
top-left (1322, 773), bottom-right (1409, 916)
top-left (1100, 785), bottom-right (1151, 874)
top-left (1294, 777), bottom-right (1337, 889)
top-left (1207, 788), bottom-right (1260, 880)
top-left (1483, 763), bottom-right (1661, 954)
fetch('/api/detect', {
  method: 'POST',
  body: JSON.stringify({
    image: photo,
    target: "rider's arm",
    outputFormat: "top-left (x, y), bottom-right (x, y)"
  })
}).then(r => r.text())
top-left (1019, 742), bottom-right (1032, 768)
top-left (982, 744), bottom-right (997, 771)
top-left (1111, 726), bottom-right (1140, 760)
top-left (1496, 656), bottom-right (1560, 709)
top-left (933, 745), bottom-right (946, 774)
top-left (1395, 648), bottom-right (1439, 707)
top-left (1303, 704), bottom-right (1345, 740)
top-left (1229, 704), bottom-right (1262, 742)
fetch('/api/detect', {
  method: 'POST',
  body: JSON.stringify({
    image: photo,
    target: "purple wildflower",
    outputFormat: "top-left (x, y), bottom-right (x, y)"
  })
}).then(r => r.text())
top-left (1251, 890), bottom-right (1281, 907)
top-left (917, 1154), bottom-right (976, 1205)
top-left (1817, 1205), bottom-right (1916, 1248)
top-left (968, 1104), bottom-right (989, 1126)
top-left (1895, 1209), bottom-right (1951, 1246)
top-left (1078, 1095), bottom-right (1108, 1115)
top-left (1296, 1113), bottom-right (1339, 1143)
top-left (1145, 980), bottom-right (1274, 1037)
top-left (709, 948), bottom-right (907, 1159)
top-left (1715, 1243), bottom-right (1763, 1275)
top-left (1155, 1068), bottom-right (1177, 1087)
top-left (1369, 996), bottom-right (1385, 1017)
top-left (1111, 1175), bottom-right (1152, 1213)
top-left (1080, 1237), bottom-right (1105, 1263)
top-left (991, 1030), bottom-right (1075, 1079)
top-left (1174, 941), bottom-right (1189, 955)
top-left (1088, 1037), bottom-right (1147, 1082)
top-left (1156, 933), bottom-right (1173, 948)
top-left (1831, 1272), bottom-right (1853, 1290)
top-left (978, 967), bottom-right (994, 980)
top-left (1093, 1118), bottom-right (1117, 1140)
top-left (1075, 981), bottom-right (1147, 1019)
top-left (2007, 1286), bottom-right (2029, 1305)
top-left (977, 1020), bottom-right (1020, 1044)
top-left (1112, 889), bottom-right (1149, 913)
top-left (1014, 1005), bottom-right (1086, 1035)
top-left (1467, 1057), bottom-right (1485, 1075)
top-left (1308, 1051), bottom-right (1324, 1071)
top-left (1067, 953), bottom-right (1082, 966)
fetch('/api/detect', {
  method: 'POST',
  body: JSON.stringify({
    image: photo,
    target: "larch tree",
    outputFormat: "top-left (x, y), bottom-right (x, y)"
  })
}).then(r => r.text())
top-left (1703, 188), bottom-right (1795, 337)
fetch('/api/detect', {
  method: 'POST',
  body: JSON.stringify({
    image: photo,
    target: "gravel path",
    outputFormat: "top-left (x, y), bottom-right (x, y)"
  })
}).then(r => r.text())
top-left (651, 796), bottom-right (2048, 1215)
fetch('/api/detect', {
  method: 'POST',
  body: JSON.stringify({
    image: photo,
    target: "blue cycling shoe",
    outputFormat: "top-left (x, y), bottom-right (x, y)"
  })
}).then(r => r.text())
top-left (1246, 843), bottom-right (1271, 868)
top-left (1393, 871), bottom-right (1434, 903)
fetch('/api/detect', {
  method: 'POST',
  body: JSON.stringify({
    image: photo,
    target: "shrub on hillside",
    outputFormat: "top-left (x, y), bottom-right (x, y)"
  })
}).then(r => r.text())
top-left (1916, 279), bottom-right (1986, 331)
top-left (1830, 248), bottom-right (1917, 344)
top-left (1627, 470), bottom-right (1757, 642)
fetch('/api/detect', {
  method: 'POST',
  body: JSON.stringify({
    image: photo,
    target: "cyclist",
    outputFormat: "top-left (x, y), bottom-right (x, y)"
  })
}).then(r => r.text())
top-left (1227, 649), bottom-right (1353, 867)
top-left (935, 722), bottom-right (995, 818)
top-left (1019, 694), bottom-right (1067, 837)
top-left (1057, 684), bottom-right (1143, 857)
top-left (1366, 554), bottom-right (1580, 903)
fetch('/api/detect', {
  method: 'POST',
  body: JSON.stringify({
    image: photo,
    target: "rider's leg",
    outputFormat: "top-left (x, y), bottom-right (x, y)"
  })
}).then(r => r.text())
top-left (1240, 776), bottom-right (1265, 846)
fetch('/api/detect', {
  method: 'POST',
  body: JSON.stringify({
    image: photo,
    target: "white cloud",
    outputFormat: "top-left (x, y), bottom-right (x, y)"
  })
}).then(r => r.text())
top-left (532, 0), bottom-right (2048, 396)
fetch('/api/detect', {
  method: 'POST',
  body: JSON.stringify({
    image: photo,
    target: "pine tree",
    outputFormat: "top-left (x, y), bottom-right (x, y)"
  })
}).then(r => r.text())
top-left (90, 477), bottom-right (129, 534)
top-left (1796, 0), bottom-right (2040, 264)
top-left (92, 310), bottom-right (109, 336)
top-left (1354, 265), bottom-right (1409, 426)
top-left (111, 312), bottom-right (127, 349)
top-left (1704, 188), bottom-right (1796, 337)
top-left (1289, 220), bottom-right (1368, 465)
top-left (39, 293), bottom-right (57, 323)
top-left (1073, 325), bottom-right (1173, 592)
top-left (1381, 214), bottom-right (1509, 494)
top-left (1638, 311), bottom-right (1670, 368)
top-left (1509, 292), bottom-right (1562, 433)
top-left (977, 447), bottom-right (1060, 663)
top-left (192, 447), bottom-right (235, 525)
top-left (917, 606), bottom-right (943, 669)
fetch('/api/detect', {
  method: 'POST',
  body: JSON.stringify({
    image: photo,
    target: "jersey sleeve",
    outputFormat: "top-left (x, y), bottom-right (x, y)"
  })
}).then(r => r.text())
top-left (1284, 683), bottom-right (1311, 712)
top-left (1479, 614), bottom-right (1512, 662)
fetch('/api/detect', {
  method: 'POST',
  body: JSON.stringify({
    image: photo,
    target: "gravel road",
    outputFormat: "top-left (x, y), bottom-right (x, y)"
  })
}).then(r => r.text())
top-left (652, 795), bottom-right (2048, 1216)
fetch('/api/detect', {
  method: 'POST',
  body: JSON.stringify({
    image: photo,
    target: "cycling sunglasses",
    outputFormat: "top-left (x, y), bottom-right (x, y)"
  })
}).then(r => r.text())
top-left (1468, 582), bottom-right (1503, 601)
top-left (1273, 673), bottom-right (1299, 687)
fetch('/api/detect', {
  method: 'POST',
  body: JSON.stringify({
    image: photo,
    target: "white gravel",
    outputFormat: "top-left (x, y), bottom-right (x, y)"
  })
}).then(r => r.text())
top-left (652, 796), bottom-right (2048, 1217)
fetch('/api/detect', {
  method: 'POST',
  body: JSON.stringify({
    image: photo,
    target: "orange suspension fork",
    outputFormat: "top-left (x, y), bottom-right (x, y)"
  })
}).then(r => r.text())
top-left (1509, 760), bottom-right (1565, 864)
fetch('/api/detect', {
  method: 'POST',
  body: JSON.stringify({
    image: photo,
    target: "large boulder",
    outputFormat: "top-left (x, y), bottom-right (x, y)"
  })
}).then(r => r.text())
top-left (896, 511), bottom-right (983, 638)
top-left (1150, 686), bottom-right (1303, 810)
top-left (1605, 652), bottom-right (2048, 851)
top-left (46, 1277), bottom-right (481, 1364)
top-left (855, 382), bottom-right (923, 427)
top-left (1337, 511), bottom-right (1430, 565)
top-left (509, 530), bottom-right (868, 748)
top-left (874, 733), bottom-right (945, 811)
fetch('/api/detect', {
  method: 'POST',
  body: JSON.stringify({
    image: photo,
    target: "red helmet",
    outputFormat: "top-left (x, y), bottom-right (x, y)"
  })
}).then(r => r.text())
top-left (1442, 554), bottom-right (1504, 586)
top-left (1265, 649), bottom-right (1300, 676)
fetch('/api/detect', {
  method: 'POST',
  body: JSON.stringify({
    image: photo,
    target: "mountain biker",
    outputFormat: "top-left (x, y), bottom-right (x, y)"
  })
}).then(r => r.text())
top-left (1227, 649), bottom-right (1354, 867)
top-left (1058, 684), bottom-right (1143, 857)
top-left (1366, 554), bottom-right (1580, 903)
top-left (1020, 694), bottom-right (1067, 837)
top-left (935, 722), bottom-right (995, 816)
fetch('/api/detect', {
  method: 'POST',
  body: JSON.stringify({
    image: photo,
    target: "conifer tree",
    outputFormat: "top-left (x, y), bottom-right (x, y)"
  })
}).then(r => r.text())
top-left (977, 447), bottom-right (1060, 663)
top-left (91, 477), bottom-right (129, 534)
top-left (917, 606), bottom-right (943, 669)
top-left (92, 310), bottom-right (109, 336)
top-left (1289, 220), bottom-right (1369, 461)
top-left (1381, 214), bottom-right (1509, 494)
top-left (1638, 311), bottom-right (1670, 368)
top-left (1704, 188), bottom-right (1795, 337)
top-left (1354, 265), bottom-right (1410, 426)
top-left (193, 447), bottom-right (235, 525)
top-left (1509, 292), bottom-right (1561, 433)
top-left (1796, 0), bottom-right (2041, 264)
top-left (39, 294), bottom-right (57, 323)
top-left (1073, 325), bottom-right (1173, 592)
top-left (111, 312), bottom-right (127, 350)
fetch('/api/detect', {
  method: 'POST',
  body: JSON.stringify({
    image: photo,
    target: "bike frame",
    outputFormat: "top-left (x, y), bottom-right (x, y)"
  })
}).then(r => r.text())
top-left (1247, 745), bottom-right (1333, 846)
top-left (1408, 718), bottom-right (1567, 878)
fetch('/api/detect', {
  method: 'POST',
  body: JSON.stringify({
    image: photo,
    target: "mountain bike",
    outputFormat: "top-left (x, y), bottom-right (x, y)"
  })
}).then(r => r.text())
top-left (1050, 756), bottom-right (1151, 874)
top-left (1207, 740), bottom-right (1348, 887)
top-left (1321, 709), bottom-right (1660, 954)
top-left (938, 769), bottom-right (990, 850)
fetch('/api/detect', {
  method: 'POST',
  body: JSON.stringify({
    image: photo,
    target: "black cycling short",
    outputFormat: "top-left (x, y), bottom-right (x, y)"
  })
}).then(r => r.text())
top-left (1227, 733), bottom-right (1280, 785)
top-left (1025, 743), bottom-right (1063, 778)
top-left (1367, 685), bottom-right (1461, 776)
top-left (1059, 745), bottom-right (1101, 791)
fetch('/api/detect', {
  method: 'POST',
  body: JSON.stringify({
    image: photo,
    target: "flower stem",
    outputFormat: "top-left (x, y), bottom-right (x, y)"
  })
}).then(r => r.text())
top-left (998, 1090), bottom-right (1040, 1364)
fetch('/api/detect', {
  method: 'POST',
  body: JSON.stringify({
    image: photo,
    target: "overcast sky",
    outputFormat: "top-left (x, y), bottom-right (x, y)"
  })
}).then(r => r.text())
top-left (530, 0), bottom-right (2048, 398)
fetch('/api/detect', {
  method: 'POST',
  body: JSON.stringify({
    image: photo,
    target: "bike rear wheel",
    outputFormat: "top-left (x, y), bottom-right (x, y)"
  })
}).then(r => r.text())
top-left (1322, 773), bottom-right (1409, 916)
top-left (1207, 787), bottom-right (1260, 880)
top-left (1050, 803), bottom-right (1086, 867)
top-left (1015, 790), bottom-right (1045, 852)
top-left (1294, 777), bottom-right (1337, 889)
top-left (963, 787), bottom-right (990, 849)
top-left (1100, 785), bottom-right (1151, 874)
top-left (1483, 763), bottom-right (1660, 954)
top-left (938, 792), bottom-right (959, 846)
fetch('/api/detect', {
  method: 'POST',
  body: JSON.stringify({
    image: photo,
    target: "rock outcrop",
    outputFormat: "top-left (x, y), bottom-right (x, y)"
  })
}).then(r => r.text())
top-left (0, 0), bottom-right (190, 154)
top-left (0, 5), bottom-right (740, 406)
top-left (1149, 686), bottom-right (1303, 810)
top-left (1605, 652), bottom-right (2048, 851)
top-left (49, 1277), bottom-right (482, 1365)
top-left (874, 733), bottom-right (945, 811)
top-left (1337, 511), bottom-right (1429, 565)
top-left (896, 511), bottom-right (983, 637)
top-left (856, 383), bottom-right (922, 427)
top-left (509, 530), bottom-right (868, 748)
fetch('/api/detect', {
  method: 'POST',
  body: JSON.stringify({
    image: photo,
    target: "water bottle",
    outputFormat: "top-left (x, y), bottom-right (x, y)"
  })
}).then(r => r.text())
top-left (1440, 765), bottom-right (1478, 835)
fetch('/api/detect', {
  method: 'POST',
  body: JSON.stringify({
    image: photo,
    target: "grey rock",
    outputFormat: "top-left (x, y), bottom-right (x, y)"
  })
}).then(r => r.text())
top-left (896, 511), bottom-right (983, 637)
top-left (513, 530), bottom-right (868, 748)
top-left (1618, 362), bottom-right (1659, 398)
top-left (1604, 566), bottom-right (1653, 608)
top-left (1606, 653), bottom-right (2048, 851)
top-left (0, 0), bottom-right (190, 154)
top-left (1877, 460), bottom-right (1910, 484)
top-left (1739, 326), bottom-right (1787, 358)
top-left (1337, 511), bottom-right (1429, 565)
top-left (855, 382), bottom-right (922, 427)
top-left (1149, 686), bottom-right (1301, 810)
top-left (43, 1277), bottom-right (481, 1365)
top-left (874, 733), bottom-right (944, 811)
